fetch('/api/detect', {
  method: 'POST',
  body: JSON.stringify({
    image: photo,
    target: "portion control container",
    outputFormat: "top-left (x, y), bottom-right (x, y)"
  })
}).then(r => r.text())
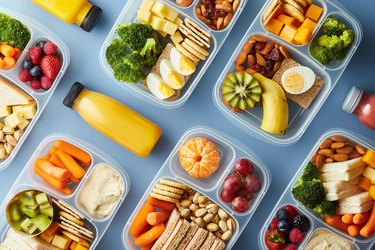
top-left (100, 0), bottom-right (248, 109)
top-left (213, 0), bottom-right (363, 146)
top-left (0, 133), bottom-right (130, 249)
top-left (0, 8), bottom-right (70, 171)
top-left (122, 126), bottom-right (271, 249)
top-left (258, 128), bottom-right (375, 250)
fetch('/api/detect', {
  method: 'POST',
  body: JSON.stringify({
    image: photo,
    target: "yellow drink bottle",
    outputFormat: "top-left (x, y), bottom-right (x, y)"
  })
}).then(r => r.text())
top-left (63, 82), bottom-right (162, 157)
top-left (31, 0), bottom-right (102, 32)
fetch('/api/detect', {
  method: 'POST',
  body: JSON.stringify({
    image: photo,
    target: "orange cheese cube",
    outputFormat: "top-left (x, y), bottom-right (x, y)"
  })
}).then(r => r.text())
top-left (280, 25), bottom-right (298, 43)
top-left (265, 18), bottom-right (284, 35)
top-left (301, 18), bottom-right (317, 31)
top-left (358, 176), bottom-right (372, 191)
top-left (293, 27), bottom-right (312, 45)
top-left (369, 185), bottom-right (375, 200)
top-left (305, 4), bottom-right (323, 22)
top-left (363, 149), bottom-right (375, 167)
top-left (277, 14), bottom-right (300, 28)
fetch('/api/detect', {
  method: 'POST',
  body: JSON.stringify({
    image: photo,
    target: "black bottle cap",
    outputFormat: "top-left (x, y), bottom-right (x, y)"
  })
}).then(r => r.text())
top-left (63, 82), bottom-right (85, 109)
top-left (81, 5), bottom-right (102, 32)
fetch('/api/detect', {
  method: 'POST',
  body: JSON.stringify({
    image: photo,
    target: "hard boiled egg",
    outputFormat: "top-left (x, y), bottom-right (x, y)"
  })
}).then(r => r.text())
top-left (170, 47), bottom-right (196, 76)
top-left (146, 73), bottom-right (175, 100)
top-left (160, 59), bottom-right (185, 90)
top-left (281, 66), bottom-right (315, 95)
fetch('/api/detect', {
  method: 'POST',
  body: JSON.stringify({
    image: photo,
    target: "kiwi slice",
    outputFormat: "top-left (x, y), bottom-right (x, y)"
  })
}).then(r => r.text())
top-left (222, 72), bottom-right (262, 111)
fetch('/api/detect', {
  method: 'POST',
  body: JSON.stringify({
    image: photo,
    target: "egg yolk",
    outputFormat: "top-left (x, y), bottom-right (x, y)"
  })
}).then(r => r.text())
top-left (159, 83), bottom-right (174, 97)
top-left (168, 71), bottom-right (184, 87)
top-left (284, 72), bottom-right (304, 92)
top-left (180, 57), bottom-right (195, 74)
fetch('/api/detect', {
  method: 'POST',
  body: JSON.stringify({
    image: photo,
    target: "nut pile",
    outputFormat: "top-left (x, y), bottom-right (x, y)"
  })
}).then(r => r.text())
top-left (195, 0), bottom-right (241, 30)
top-left (176, 190), bottom-right (236, 241)
top-left (312, 135), bottom-right (366, 168)
top-left (0, 123), bottom-right (23, 160)
top-left (235, 35), bottom-right (290, 78)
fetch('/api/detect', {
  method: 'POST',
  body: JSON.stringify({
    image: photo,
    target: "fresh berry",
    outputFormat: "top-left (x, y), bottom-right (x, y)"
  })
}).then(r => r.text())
top-left (23, 59), bottom-right (33, 70)
top-left (41, 76), bottom-right (54, 89)
top-left (18, 69), bottom-right (32, 82)
top-left (232, 196), bottom-right (249, 213)
top-left (30, 66), bottom-right (42, 77)
top-left (284, 243), bottom-right (297, 250)
top-left (276, 208), bottom-right (288, 221)
top-left (264, 229), bottom-right (286, 250)
top-left (234, 158), bottom-right (253, 176)
top-left (277, 219), bottom-right (290, 233)
top-left (28, 46), bottom-right (43, 65)
top-left (293, 215), bottom-right (311, 232)
top-left (289, 228), bottom-right (304, 244)
top-left (284, 205), bottom-right (299, 221)
top-left (37, 40), bottom-right (47, 48)
top-left (269, 217), bottom-right (279, 230)
top-left (30, 78), bottom-right (42, 90)
top-left (40, 55), bottom-right (61, 79)
top-left (43, 42), bottom-right (58, 55)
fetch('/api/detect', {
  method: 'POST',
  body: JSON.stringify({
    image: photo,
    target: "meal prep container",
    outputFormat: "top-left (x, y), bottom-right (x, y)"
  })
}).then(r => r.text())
top-left (0, 8), bottom-right (70, 171)
top-left (122, 126), bottom-right (271, 249)
top-left (99, 0), bottom-right (248, 109)
top-left (0, 133), bottom-right (130, 249)
top-left (213, 0), bottom-right (363, 146)
top-left (258, 128), bottom-right (375, 250)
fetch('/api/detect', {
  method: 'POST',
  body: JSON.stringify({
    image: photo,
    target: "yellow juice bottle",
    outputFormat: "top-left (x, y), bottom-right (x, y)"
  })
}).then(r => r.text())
top-left (31, 0), bottom-right (102, 32)
top-left (63, 82), bottom-right (162, 157)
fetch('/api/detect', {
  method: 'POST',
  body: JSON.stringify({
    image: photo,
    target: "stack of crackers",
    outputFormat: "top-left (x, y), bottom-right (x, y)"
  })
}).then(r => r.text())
top-left (150, 179), bottom-right (188, 203)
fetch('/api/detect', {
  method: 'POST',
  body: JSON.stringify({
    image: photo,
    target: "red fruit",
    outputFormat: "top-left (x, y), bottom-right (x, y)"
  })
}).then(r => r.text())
top-left (40, 55), bottom-right (61, 79)
top-left (234, 158), bottom-right (253, 176)
top-left (19, 69), bottom-right (32, 83)
top-left (30, 78), bottom-right (42, 90)
top-left (284, 243), bottom-right (297, 250)
top-left (43, 41), bottom-right (58, 55)
top-left (237, 188), bottom-right (253, 201)
top-left (289, 228), bottom-right (304, 244)
top-left (28, 46), bottom-right (43, 65)
top-left (232, 196), bottom-right (249, 213)
top-left (41, 76), bottom-right (54, 89)
top-left (269, 217), bottom-right (279, 230)
top-left (220, 188), bottom-right (237, 202)
top-left (265, 229), bottom-right (286, 250)
top-left (284, 205), bottom-right (299, 221)
top-left (223, 173), bottom-right (242, 192)
top-left (243, 174), bottom-right (261, 192)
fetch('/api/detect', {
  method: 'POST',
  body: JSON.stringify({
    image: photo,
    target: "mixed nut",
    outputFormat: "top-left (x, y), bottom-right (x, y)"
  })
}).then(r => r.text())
top-left (0, 123), bottom-right (23, 160)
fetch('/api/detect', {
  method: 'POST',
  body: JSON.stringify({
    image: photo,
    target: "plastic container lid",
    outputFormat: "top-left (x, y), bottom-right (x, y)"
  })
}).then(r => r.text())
top-left (81, 5), bottom-right (102, 32)
top-left (342, 86), bottom-right (364, 114)
top-left (63, 82), bottom-right (85, 109)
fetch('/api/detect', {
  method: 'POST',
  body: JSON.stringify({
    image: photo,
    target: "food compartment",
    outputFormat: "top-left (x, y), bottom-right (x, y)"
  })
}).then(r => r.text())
top-left (166, 0), bottom-right (196, 8)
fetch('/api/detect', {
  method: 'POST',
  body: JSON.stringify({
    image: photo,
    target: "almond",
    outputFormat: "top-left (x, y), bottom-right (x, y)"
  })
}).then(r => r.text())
top-left (233, 0), bottom-right (240, 12)
top-left (252, 35), bottom-right (267, 42)
top-left (223, 12), bottom-right (233, 28)
top-left (330, 135), bottom-right (347, 142)
top-left (316, 154), bottom-right (326, 168)
top-left (325, 158), bottom-right (334, 163)
top-left (279, 46), bottom-right (290, 58)
top-left (332, 154), bottom-right (349, 162)
top-left (246, 68), bottom-right (256, 74)
top-left (236, 65), bottom-right (245, 72)
top-left (318, 149), bottom-right (334, 157)
top-left (336, 146), bottom-right (353, 155)
top-left (273, 61), bottom-right (281, 71)
top-left (349, 151), bottom-right (362, 159)
top-left (320, 138), bottom-right (333, 149)
top-left (260, 42), bottom-right (275, 55)
top-left (255, 53), bottom-right (266, 66)
top-left (247, 54), bottom-right (256, 67)
top-left (311, 152), bottom-right (318, 163)
top-left (243, 42), bottom-right (254, 54)
top-left (236, 51), bottom-right (247, 66)
top-left (217, 17), bottom-right (224, 30)
top-left (331, 142), bottom-right (345, 149)
top-left (355, 145), bottom-right (366, 155)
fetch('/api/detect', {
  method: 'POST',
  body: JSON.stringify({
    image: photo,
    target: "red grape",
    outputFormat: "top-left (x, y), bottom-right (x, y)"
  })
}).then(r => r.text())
top-left (244, 174), bottom-right (261, 192)
top-left (220, 188), bottom-right (237, 202)
top-left (237, 188), bottom-right (253, 201)
top-left (223, 173), bottom-right (242, 192)
top-left (234, 158), bottom-right (253, 176)
top-left (232, 196), bottom-right (249, 213)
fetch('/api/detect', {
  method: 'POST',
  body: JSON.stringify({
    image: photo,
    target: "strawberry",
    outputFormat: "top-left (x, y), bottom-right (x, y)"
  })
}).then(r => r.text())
top-left (284, 243), bottom-right (297, 250)
top-left (30, 78), bottom-right (42, 90)
top-left (265, 229), bottom-right (286, 250)
top-left (19, 69), bottom-right (32, 83)
top-left (269, 217), bottom-right (279, 230)
top-left (284, 205), bottom-right (299, 221)
top-left (41, 76), bottom-right (54, 90)
top-left (289, 228), bottom-right (304, 244)
top-left (40, 55), bottom-right (61, 79)
top-left (43, 41), bottom-right (58, 55)
top-left (28, 46), bottom-right (43, 65)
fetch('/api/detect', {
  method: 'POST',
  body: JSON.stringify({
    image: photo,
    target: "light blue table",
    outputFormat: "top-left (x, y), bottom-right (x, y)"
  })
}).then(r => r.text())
top-left (1, 0), bottom-right (375, 249)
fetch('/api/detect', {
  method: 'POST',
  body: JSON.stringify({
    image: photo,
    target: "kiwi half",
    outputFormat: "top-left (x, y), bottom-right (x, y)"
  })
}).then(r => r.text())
top-left (222, 72), bottom-right (262, 111)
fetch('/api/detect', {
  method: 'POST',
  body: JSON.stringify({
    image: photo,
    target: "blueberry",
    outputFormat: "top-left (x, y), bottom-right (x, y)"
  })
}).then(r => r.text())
top-left (30, 66), bottom-right (42, 77)
top-left (277, 219), bottom-right (290, 233)
top-left (23, 60), bottom-right (33, 70)
top-left (276, 208), bottom-right (288, 220)
top-left (37, 40), bottom-right (47, 48)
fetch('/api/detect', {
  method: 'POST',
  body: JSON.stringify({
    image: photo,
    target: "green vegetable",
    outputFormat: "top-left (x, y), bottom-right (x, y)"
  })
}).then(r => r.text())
top-left (310, 45), bottom-right (332, 65)
top-left (0, 13), bottom-right (30, 49)
top-left (340, 30), bottom-right (355, 48)
top-left (321, 17), bottom-right (346, 37)
top-left (140, 38), bottom-right (162, 68)
top-left (292, 179), bottom-right (325, 209)
top-left (299, 162), bottom-right (320, 183)
top-left (106, 39), bottom-right (127, 67)
top-left (113, 62), bottom-right (145, 83)
top-left (116, 23), bottom-right (154, 52)
top-left (124, 52), bottom-right (144, 71)
top-left (318, 35), bottom-right (346, 60)
top-left (314, 200), bottom-right (338, 217)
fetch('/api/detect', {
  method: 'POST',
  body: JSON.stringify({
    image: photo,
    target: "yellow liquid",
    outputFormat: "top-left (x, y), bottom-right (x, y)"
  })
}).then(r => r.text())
top-left (73, 89), bottom-right (162, 157)
top-left (32, 0), bottom-right (92, 25)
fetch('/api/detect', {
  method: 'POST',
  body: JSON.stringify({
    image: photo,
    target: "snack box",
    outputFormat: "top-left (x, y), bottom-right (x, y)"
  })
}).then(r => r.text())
top-left (0, 8), bottom-right (70, 170)
top-left (258, 128), bottom-right (375, 250)
top-left (212, 0), bottom-right (363, 146)
top-left (122, 126), bottom-right (271, 249)
top-left (0, 133), bottom-right (130, 249)
top-left (100, 0), bottom-right (247, 109)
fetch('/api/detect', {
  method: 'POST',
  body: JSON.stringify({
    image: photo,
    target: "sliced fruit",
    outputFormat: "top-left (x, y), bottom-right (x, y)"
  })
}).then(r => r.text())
top-left (30, 214), bottom-right (51, 232)
top-left (35, 192), bottom-right (49, 205)
top-left (13, 215), bottom-right (27, 231)
top-left (39, 202), bottom-right (52, 210)
top-left (20, 218), bottom-right (38, 234)
top-left (40, 206), bottom-right (54, 217)
top-left (10, 202), bottom-right (22, 222)
top-left (19, 191), bottom-right (37, 206)
top-left (21, 204), bottom-right (39, 218)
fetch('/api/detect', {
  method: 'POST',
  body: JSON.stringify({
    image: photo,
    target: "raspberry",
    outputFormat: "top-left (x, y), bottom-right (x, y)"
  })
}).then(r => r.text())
top-left (284, 205), bottom-right (299, 221)
top-left (19, 69), bottom-right (32, 83)
top-left (28, 46), bottom-right (43, 65)
top-left (289, 228), bottom-right (304, 244)
top-left (284, 243), bottom-right (297, 250)
top-left (30, 78), bottom-right (42, 90)
top-left (43, 41), bottom-right (58, 55)
top-left (41, 76), bottom-right (54, 90)
top-left (269, 217), bottom-right (279, 229)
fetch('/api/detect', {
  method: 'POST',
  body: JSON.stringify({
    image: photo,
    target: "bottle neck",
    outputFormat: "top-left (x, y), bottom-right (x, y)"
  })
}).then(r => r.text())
top-left (75, 1), bottom-right (93, 26)
top-left (353, 92), bottom-right (370, 115)
top-left (73, 88), bottom-right (89, 110)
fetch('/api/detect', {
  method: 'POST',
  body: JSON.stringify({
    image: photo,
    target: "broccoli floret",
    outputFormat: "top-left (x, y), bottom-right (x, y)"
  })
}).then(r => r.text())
top-left (116, 23), bottom-right (154, 52)
top-left (292, 180), bottom-right (325, 209)
top-left (123, 52), bottom-right (144, 71)
top-left (321, 17), bottom-right (346, 36)
top-left (314, 200), bottom-right (338, 217)
top-left (140, 38), bottom-right (162, 68)
top-left (340, 30), bottom-right (355, 48)
top-left (0, 13), bottom-right (30, 49)
top-left (113, 62), bottom-right (145, 83)
top-left (310, 45), bottom-right (333, 65)
top-left (300, 162), bottom-right (320, 183)
top-left (318, 35), bottom-right (346, 60)
top-left (106, 39), bottom-right (127, 67)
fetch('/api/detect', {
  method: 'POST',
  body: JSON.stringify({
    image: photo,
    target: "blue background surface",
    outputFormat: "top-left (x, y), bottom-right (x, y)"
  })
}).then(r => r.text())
top-left (1, 0), bottom-right (375, 249)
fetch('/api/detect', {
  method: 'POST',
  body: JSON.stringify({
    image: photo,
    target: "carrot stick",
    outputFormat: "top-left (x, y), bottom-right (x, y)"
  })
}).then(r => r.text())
top-left (348, 224), bottom-right (362, 237)
top-left (49, 146), bottom-right (58, 155)
top-left (342, 214), bottom-right (354, 224)
top-left (40, 154), bottom-right (50, 160)
top-left (56, 150), bottom-right (86, 179)
top-left (34, 165), bottom-right (66, 190)
top-left (146, 210), bottom-right (170, 226)
top-left (61, 186), bottom-right (72, 195)
top-left (146, 197), bottom-right (175, 211)
top-left (36, 159), bottom-right (70, 182)
top-left (134, 223), bottom-right (166, 247)
top-left (354, 212), bottom-right (372, 225)
top-left (55, 140), bottom-right (91, 167)
top-left (140, 242), bottom-right (154, 250)
top-left (49, 154), bottom-right (79, 183)
top-left (325, 214), bottom-right (349, 232)
top-left (360, 203), bottom-right (375, 238)
top-left (130, 203), bottom-right (156, 237)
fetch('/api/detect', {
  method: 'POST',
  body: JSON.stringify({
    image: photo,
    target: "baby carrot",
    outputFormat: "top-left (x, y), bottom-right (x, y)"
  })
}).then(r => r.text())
top-left (348, 224), bottom-right (362, 237)
top-left (13, 48), bottom-right (21, 59)
top-left (134, 223), bottom-right (166, 247)
top-left (36, 159), bottom-right (70, 182)
top-left (49, 146), bottom-right (58, 155)
top-left (325, 214), bottom-right (349, 232)
top-left (56, 149), bottom-right (85, 179)
top-left (146, 210), bottom-right (170, 226)
top-left (130, 203), bottom-right (156, 237)
top-left (353, 212), bottom-right (372, 225)
top-left (146, 196), bottom-right (175, 211)
top-left (55, 140), bottom-right (91, 167)
top-left (61, 186), bottom-right (72, 195)
top-left (49, 153), bottom-right (80, 183)
top-left (360, 203), bottom-right (375, 238)
top-left (342, 214), bottom-right (354, 224)
top-left (34, 165), bottom-right (66, 190)
top-left (40, 154), bottom-right (50, 160)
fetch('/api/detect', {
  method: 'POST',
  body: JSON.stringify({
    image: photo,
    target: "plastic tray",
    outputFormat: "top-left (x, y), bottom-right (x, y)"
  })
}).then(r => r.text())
top-left (99, 0), bottom-right (248, 109)
top-left (212, 0), bottom-right (363, 146)
top-left (0, 8), bottom-right (70, 171)
top-left (0, 133), bottom-right (130, 249)
top-left (122, 126), bottom-right (271, 249)
top-left (258, 128), bottom-right (375, 250)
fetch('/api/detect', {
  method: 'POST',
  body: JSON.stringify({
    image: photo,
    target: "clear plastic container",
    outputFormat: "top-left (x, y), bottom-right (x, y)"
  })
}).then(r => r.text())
top-left (0, 133), bottom-right (130, 249)
top-left (0, 7), bottom-right (70, 171)
top-left (99, 0), bottom-right (248, 109)
top-left (121, 126), bottom-right (271, 249)
top-left (258, 128), bottom-right (375, 250)
top-left (212, 0), bottom-right (363, 146)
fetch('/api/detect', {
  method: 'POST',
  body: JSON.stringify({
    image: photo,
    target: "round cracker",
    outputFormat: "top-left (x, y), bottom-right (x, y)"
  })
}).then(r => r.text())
top-left (152, 188), bottom-right (182, 199)
top-left (159, 179), bottom-right (188, 190)
top-left (59, 211), bottom-right (85, 227)
top-left (176, 43), bottom-right (200, 63)
top-left (185, 18), bottom-right (211, 39)
top-left (185, 38), bottom-right (209, 56)
top-left (179, 27), bottom-right (204, 47)
top-left (281, 0), bottom-right (304, 13)
top-left (281, 3), bottom-right (305, 23)
top-left (155, 184), bottom-right (184, 195)
top-left (263, 0), bottom-right (280, 21)
top-left (294, 0), bottom-right (307, 8)
top-left (150, 192), bottom-right (179, 203)
top-left (182, 42), bottom-right (206, 60)
top-left (264, 3), bottom-right (282, 26)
